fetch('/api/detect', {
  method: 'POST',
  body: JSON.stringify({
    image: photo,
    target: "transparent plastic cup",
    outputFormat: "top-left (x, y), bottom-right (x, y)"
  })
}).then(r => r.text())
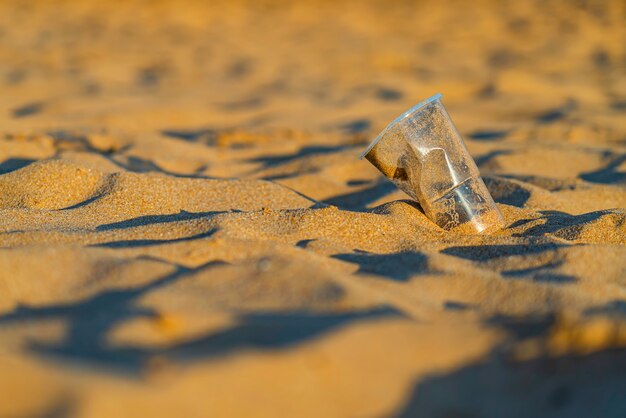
top-left (361, 93), bottom-right (505, 234)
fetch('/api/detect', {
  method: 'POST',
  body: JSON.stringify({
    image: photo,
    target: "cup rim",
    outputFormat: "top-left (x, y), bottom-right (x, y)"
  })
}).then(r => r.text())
top-left (359, 93), bottom-right (443, 159)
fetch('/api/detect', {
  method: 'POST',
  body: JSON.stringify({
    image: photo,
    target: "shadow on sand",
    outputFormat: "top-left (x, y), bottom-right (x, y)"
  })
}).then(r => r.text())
top-left (394, 312), bottom-right (626, 418)
top-left (323, 180), bottom-right (398, 210)
top-left (0, 259), bottom-right (401, 376)
top-left (332, 250), bottom-right (435, 282)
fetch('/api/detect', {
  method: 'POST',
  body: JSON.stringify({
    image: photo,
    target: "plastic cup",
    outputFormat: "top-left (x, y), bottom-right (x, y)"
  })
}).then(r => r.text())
top-left (361, 93), bottom-right (505, 234)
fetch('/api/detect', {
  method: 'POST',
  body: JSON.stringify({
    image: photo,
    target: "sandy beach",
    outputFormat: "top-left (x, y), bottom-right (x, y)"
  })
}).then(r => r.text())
top-left (1, 0), bottom-right (625, 416)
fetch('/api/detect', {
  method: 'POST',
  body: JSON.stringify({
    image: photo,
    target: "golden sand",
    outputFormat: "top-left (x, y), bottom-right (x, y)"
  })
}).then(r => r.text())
top-left (0, 1), bottom-right (625, 417)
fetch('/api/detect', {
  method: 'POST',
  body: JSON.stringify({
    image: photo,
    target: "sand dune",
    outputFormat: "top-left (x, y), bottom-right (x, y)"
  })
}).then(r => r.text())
top-left (0, 1), bottom-right (625, 417)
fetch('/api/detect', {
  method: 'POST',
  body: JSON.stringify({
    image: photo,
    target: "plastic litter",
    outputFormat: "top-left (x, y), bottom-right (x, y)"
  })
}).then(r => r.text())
top-left (361, 93), bottom-right (505, 234)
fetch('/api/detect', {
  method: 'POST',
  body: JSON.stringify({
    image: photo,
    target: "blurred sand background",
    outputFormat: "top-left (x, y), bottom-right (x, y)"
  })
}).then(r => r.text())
top-left (0, 0), bottom-right (625, 417)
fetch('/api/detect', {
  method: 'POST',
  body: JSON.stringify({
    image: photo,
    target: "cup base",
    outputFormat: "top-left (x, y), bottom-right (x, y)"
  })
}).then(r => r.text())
top-left (428, 177), bottom-right (505, 234)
